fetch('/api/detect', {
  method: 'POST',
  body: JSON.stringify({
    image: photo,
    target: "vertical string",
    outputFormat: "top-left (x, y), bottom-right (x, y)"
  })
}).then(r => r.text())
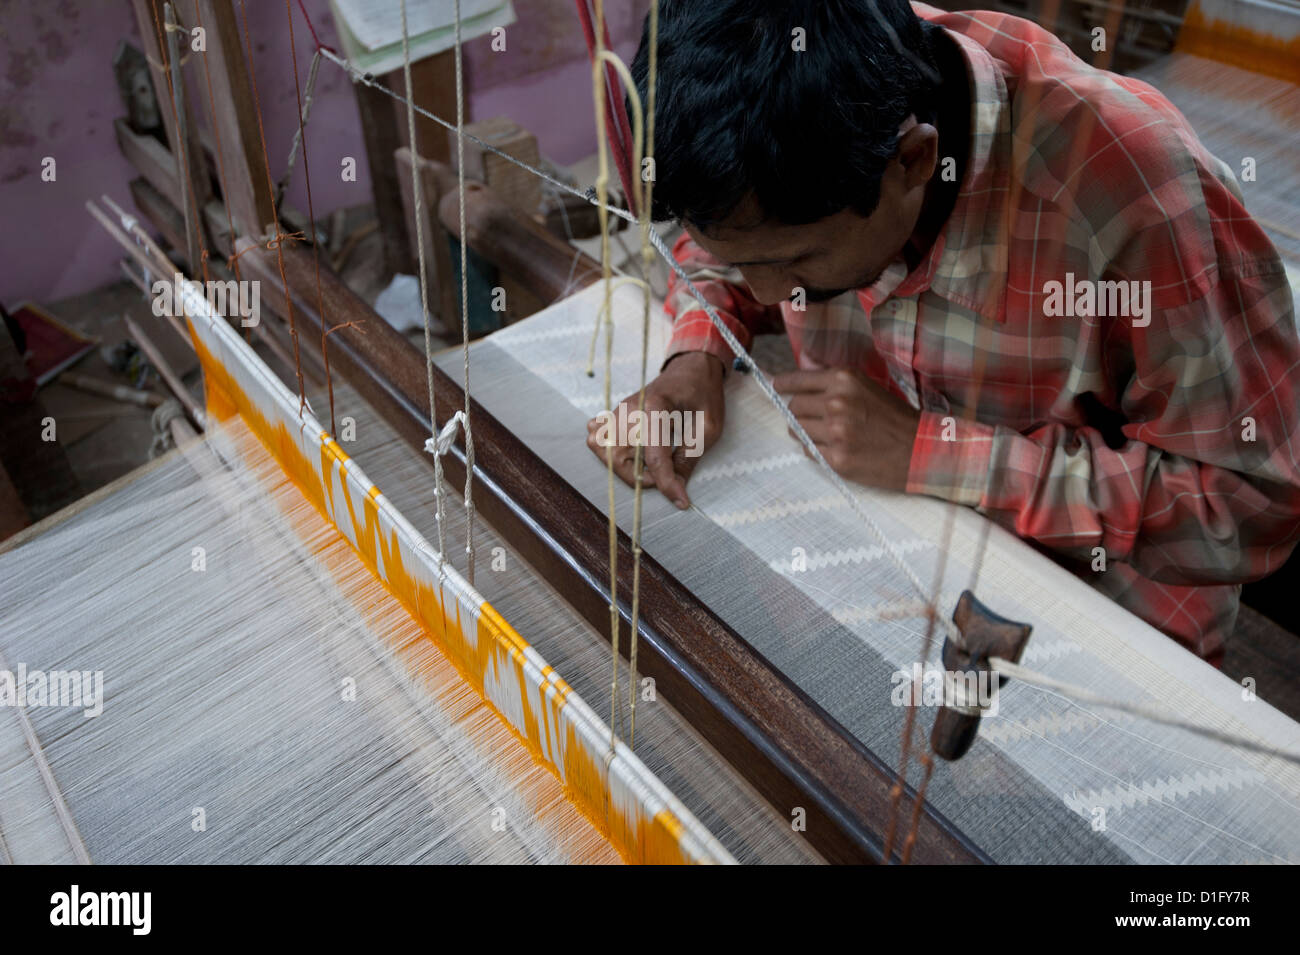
top-left (589, 10), bottom-right (646, 747)
top-left (282, 0), bottom-right (336, 436)
top-left (453, 0), bottom-right (478, 587)
top-left (882, 503), bottom-right (953, 861)
top-left (400, 0), bottom-right (449, 571)
top-left (236, 0), bottom-right (307, 413)
top-left (626, 0), bottom-right (659, 748)
top-left (590, 0), bottom-right (621, 746)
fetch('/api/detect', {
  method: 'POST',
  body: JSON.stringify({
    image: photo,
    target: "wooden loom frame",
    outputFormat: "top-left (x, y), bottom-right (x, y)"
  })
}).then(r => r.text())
top-left (118, 0), bottom-right (984, 865)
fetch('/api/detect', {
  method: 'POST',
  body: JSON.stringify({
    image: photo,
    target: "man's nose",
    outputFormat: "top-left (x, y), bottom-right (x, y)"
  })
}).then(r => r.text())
top-left (740, 268), bottom-right (795, 306)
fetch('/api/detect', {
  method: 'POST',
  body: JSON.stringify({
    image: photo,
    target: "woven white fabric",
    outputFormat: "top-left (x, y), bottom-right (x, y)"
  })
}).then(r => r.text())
top-left (458, 281), bottom-right (1300, 864)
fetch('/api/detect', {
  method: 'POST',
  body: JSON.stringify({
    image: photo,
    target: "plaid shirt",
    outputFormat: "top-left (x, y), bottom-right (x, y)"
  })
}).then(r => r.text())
top-left (662, 4), bottom-right (1300, 661)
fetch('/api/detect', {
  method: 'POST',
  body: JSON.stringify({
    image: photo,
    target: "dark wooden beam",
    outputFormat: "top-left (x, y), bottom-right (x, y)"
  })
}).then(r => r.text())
top-left (128, 176), bottom-right (187, 258)
top-left (235, 236), bottom-right (987, 865)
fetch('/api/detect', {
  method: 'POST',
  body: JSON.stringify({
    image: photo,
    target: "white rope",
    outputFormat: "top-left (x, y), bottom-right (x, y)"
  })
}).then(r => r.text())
top-left (989, 657), bottom-right (1300, 766)
top-left (425, 411), bottom-right (469, 457)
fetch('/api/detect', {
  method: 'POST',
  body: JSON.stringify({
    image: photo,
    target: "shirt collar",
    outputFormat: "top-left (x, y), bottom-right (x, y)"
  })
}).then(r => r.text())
top-left (864, 27), bottom-right (1012, 322)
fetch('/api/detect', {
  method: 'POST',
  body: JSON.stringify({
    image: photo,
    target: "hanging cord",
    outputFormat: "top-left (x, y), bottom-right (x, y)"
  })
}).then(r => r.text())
top-left (426, 413), bottom-right (470, 552)
top-left (283, 0), bottom-right (337, 437)
top-left (583, 276), bottom-right (648, 377)
top-left (574, 0), bottom-right (640, 216)
top-left (235, 0), bottom-right (308, 413)
top-left (276, 47), bottom-right (323, 209)
top-left (882, 503), bottom-right (954, 861)
top-left (453, 0), bottom-right (478, 586)
top-left (400, 0), bottom-right (449, 572)
top-left (626, 0), bottom-right (660, 749)
top-left (889, 321), bottom-right (998, 860)
top-left (590, 0), bottom-right (633, 747)
top-left (294, 0), bottom-right (333, 54)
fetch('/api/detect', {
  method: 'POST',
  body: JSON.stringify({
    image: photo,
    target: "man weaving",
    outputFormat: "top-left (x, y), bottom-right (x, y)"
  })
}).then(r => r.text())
top-left (586, 0), bottom-right (1300, 663)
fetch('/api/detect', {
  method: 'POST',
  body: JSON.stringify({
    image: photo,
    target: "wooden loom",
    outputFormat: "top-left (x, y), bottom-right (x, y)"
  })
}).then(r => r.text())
top-left (41, 0), bottom-right (1300, 864)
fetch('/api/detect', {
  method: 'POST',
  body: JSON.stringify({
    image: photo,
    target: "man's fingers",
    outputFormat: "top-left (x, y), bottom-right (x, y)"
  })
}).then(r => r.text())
top-left (588, 395), bottom-right (699, 509)
top-left (773, 369), bottom-right (842, 394)
top-left (587, 425), bottom-right (632, 473)
top-left (786, 393), bottom-right (827, 420)
top-left (789, 416), bottom-right (832, 446)
top-left (645, 442), bottom-right (688, 509)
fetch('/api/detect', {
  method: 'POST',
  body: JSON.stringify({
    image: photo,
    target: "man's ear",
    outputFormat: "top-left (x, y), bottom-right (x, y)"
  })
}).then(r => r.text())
top-left (896, 123), bottom-right (939, 191)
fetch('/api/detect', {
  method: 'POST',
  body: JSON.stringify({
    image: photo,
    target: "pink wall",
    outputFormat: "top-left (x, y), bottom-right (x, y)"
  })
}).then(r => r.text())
top-left (0, 0), bottom-right (646, 305)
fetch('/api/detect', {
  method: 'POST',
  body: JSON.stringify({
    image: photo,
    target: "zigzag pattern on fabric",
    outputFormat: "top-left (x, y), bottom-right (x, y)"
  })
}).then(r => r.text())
top-left (1062, 766), bottom-right (1262, 816)
top-left (768, 538), bottom-right (934, 574)
top-left (712, 495), bottom-right (848, 528)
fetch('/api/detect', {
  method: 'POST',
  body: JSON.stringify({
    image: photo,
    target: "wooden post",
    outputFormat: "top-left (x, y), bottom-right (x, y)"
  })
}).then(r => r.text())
top-left (355, 48), bottom-right (461, 277)
top-left (387, 50), bottom-right (457, 166)
top-left (457, 116), bottom-right (542, 215)
top-left (354, 79), bottom-right (413, 275)
top-left (164, 2), bottom-right (203, 271)
top-left (192, 0), bottom-right (277, 239)
top-left (462, 117), bottom-right (547, 324)
top-left (395, 148), bottom-right (458, 325)
top-left (128, 0), bottom-right (213, 264)
top-left (438, 181), bottom-right (598, 310)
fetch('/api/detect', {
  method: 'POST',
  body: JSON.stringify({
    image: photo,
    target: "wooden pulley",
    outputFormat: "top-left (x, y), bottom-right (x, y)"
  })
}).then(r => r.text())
top-left (930, 590), bottom-right (1033, 761)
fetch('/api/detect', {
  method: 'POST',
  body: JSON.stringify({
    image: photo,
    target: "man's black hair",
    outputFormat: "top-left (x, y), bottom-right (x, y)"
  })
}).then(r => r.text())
top-left (629, 0), bottom-right (944, 229)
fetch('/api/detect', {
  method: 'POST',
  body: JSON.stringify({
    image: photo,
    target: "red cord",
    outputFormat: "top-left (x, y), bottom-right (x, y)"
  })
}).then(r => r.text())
top-left (573, 0), bottom-right (640, 217)
top-left (295, 0), bottom-right (335, 54)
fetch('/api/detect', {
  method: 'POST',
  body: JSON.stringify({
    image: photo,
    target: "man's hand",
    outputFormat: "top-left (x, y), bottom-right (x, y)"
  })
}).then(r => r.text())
top-left (773, 368), bottom-right (922, 492)
top-left (586, 351), bottom-right (726, 509)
